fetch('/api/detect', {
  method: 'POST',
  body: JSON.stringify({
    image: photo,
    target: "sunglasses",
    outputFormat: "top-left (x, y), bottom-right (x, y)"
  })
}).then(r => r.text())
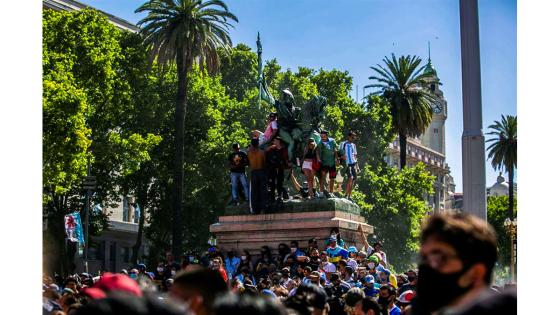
top-left (419, 250), bottom-right (459, 269)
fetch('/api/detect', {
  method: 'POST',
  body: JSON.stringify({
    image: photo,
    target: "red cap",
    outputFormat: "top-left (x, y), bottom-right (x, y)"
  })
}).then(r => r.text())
top-left (397, 290), bottom-right (416, 303)
top-left (82, 287), bottom-right (107, 300)
top-left (89, 273), bottom-right (142, 298)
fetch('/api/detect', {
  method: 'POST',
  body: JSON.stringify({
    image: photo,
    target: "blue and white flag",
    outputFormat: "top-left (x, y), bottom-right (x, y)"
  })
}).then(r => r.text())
top-left (64, 212), bottom-right (85, 245)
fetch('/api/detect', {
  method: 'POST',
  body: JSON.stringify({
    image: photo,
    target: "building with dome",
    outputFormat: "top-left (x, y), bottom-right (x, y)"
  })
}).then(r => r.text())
top-left (487, 173), bottom-right (516, 197)
top-left (385, 50), bottom-right (456, 212)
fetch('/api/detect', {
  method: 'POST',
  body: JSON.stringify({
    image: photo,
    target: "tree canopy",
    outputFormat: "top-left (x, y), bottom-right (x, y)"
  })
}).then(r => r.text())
top-left (43, 9), bottom-right (435, 272)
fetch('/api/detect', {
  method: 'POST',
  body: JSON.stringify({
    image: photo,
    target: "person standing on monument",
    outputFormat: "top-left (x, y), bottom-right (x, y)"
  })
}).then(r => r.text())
top-left (248, 137), bottom-right (267, 214)
top-left (265, 137), bottom-right (290, 206)
top-left (302, 138), bottom-right (319, 199)
top-left (339, 130), bottom-right (359, 202)
top-left (316, 130), bottom-right (338, 198)
top-left (228, 143), bottom-right (249, 206)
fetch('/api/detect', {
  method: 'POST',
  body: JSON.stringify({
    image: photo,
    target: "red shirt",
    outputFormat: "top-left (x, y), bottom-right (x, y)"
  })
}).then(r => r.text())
top-left (218, 267), bottom-right (228, 282)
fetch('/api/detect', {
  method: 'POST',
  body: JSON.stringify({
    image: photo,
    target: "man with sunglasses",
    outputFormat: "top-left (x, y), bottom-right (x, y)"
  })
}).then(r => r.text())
top-left (413, 213), bottom-right (516, 315)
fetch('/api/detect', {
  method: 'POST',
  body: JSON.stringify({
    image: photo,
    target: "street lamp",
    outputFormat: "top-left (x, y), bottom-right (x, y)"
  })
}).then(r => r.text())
top-left (503, 217), bottom-right (517, 283)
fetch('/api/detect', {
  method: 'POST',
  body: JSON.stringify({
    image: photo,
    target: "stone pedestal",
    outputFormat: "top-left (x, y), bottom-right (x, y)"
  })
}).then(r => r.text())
top-left (209, 198), bottom-right (373, 255)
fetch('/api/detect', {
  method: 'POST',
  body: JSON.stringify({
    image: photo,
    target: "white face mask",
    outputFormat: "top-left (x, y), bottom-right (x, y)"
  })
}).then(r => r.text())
top-left (171, 270), bottom-right (176, 276)
top-left (241, 256), bottom-right (247, 260)
top-left (368, 263), bottom-right (376, 269)
top-left (291, 247), bottom-right (297, 253)
top-left (157, 267), bottom-right (164, 273)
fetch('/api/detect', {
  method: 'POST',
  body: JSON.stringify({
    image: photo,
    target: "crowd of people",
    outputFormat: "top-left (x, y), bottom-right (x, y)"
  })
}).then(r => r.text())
top-left (230, 112), bottom-right (360, 214)
top-left (43, 213), bottom-right (516, 315)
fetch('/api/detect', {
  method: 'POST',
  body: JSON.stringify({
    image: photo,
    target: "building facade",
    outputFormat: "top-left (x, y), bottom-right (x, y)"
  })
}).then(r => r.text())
top-left (385, 56), bottom-right (456, 212)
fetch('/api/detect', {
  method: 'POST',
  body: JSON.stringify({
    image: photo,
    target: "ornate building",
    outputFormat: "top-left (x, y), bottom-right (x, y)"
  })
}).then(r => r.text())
top-left (385, 54), bottom-right (456, 212)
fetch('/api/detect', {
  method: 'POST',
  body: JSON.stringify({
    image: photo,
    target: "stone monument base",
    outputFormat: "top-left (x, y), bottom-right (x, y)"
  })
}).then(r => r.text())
top-left (209, 198), bottom-right (373, 255)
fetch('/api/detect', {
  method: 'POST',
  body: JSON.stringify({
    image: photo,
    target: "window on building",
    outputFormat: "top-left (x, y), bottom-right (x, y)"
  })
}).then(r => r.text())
top-left (434, 128), bottom-right (439, 133)
top-left (121, 247), bottom-right (130, 263)
top-left (430, 84), bottom-right (435, 92)
top-left (88, 240), bottom-right (105, 261)
top-left (109, 242), bottom-right (116, 262)
top-left (123, 197), bottom-right (129, 222)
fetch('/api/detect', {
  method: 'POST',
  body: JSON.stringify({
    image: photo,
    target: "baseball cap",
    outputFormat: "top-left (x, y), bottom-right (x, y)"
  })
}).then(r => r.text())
top-left (364, 275), bottom-right (375, 285)
top-left (83, 272), bottom-right (142, 299)
top-left (62, 288), bottom-right (75, 295)
top-left (310, 271), bottom-right (321, 280)
top-left (348, 246), bottom-right (358, 253)
top-left (367, 255), bottom-right (379, 263)
top-left (397, 290), bottom-right (416, 304)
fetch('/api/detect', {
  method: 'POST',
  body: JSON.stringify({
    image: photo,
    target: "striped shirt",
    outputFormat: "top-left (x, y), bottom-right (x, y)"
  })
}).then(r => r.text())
top-left (340, 141), bottom-right (357, 165)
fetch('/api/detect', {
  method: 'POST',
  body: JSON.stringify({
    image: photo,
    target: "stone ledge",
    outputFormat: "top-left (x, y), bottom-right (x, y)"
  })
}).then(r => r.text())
top-left (210, 208), bottom-right (373, 254)
top-left (225, 197), bottom-right (362, 216)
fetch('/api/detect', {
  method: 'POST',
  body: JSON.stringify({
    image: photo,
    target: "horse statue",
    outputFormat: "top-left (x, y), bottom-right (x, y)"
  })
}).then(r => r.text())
top-left (256, 34), bottom-right (328, 163)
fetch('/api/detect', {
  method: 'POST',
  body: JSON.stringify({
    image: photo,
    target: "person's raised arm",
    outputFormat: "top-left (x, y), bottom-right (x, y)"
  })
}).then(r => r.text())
top-left (357, 224), bottom-right (370, 250)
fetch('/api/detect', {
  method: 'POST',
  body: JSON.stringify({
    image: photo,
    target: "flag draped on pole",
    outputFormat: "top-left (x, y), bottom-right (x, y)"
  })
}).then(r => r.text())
top-left (64, 212), bottom-right (85, 245)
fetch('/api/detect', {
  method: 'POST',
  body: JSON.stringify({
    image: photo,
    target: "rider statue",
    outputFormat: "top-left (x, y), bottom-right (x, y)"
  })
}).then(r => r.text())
top-left (256, 33), bottom-right (326, 163)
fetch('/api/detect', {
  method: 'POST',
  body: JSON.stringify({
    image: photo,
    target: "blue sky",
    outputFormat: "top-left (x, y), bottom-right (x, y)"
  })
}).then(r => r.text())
top-left (80, 0), bottom-right (517, 192)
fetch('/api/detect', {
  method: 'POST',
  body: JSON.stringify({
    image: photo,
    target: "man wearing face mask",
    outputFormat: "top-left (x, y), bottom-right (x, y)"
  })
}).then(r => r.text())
top-left (378, 284), bottom-right (400, 315)
top-left (290, 240), bottom-right (306, 257)
top-left (413, 213), bottom-right (516, 315)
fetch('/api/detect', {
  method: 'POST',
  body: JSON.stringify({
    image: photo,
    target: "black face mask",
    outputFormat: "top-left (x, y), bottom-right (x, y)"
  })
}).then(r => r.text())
top-left (407, 275), bottom-right (416, 282)
top-left (416, 263), bottom-right (473, 312)
top-left (378, 296), bottom-right (390, 308)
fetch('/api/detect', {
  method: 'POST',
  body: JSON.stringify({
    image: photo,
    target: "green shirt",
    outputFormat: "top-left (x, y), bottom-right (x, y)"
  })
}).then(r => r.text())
top-left (318, 138), bottom-right (337, 167)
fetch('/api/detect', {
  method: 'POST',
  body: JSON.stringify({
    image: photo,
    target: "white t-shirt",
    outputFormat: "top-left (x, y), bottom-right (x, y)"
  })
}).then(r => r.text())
top-left (321, 261), bottom-right (337, 273)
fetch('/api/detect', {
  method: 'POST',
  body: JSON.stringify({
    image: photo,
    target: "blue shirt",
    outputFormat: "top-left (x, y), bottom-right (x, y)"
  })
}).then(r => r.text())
top-left (389, 305), bottom-right (401, 315)
top-left (225, 257), bottom-right (241, 278)
top-left (326, 245), bottom-right (349, 263)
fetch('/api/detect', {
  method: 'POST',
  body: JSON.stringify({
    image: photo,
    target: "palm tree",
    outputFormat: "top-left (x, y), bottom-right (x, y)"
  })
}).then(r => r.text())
top-left (486, 115), bottom-right (517, 219)
top-left (365, 54), bottom-right (435, 169)
top-left (136, 0), bottom-right (238, 258)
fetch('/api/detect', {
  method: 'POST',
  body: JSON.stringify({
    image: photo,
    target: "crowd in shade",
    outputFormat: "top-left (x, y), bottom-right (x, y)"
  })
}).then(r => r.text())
top-left (43, 213), bottom-right (516, 315)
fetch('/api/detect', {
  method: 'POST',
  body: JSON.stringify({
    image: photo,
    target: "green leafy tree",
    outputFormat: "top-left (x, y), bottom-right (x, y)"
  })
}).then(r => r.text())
top-left (217, 43), bottom-right (258, 101)
top-left (356, 163), bottom-right (434, 271)
top-left (486, 115), bottom-right (517, 219)
top-left (136, 0), bottom-right (238, 258)
top-left (365, 54), bottom-right (434, 169)
top-left (487, 196), bottom-right (517, 273)
top-left (43, 9), bottom-right (161, 274)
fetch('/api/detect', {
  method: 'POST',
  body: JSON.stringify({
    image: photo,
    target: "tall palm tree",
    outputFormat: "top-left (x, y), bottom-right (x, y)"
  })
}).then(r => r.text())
top-left (136, 0), bottom-right (238, 258)
top-left (365, 54), bottom-right (435, 169)
top-left (486, 115), bottom-right (517, 219)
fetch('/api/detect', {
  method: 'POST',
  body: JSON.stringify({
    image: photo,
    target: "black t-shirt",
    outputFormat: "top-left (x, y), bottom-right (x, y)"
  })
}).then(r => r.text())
top-left (266, 147), bottom-right (288, 168)
top-left (229, 151), bottom-right (249, 173)
top-left (304, 148), bottom-right (316, 159)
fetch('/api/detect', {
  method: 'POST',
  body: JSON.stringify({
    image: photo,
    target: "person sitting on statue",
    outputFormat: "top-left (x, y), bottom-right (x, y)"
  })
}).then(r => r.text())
top-left (302, 138), bottom-right (319, 199)
top-left (316, 130), bottom-right (339, 198)
top-left (265, 137), bottom-right (290, 205)
top-left (252, 112), bottom-right (278, 147)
